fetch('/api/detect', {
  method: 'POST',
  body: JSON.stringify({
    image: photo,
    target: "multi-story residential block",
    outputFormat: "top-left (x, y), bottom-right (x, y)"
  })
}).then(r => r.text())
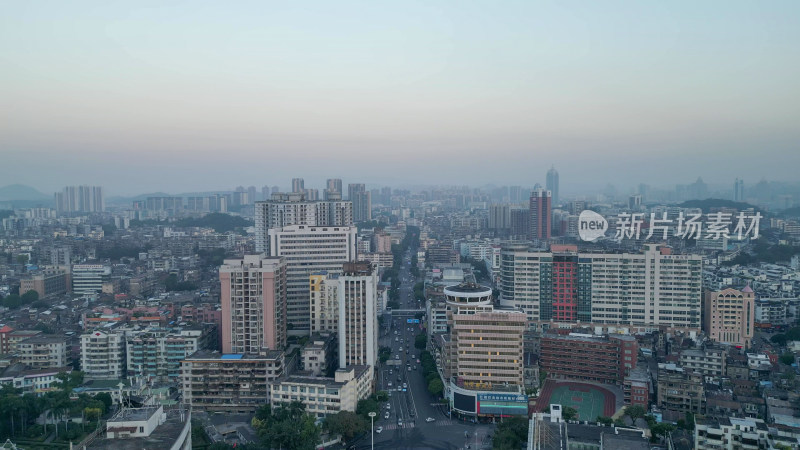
top-left (126, 329), bottom-right (203, 382)
top-left (623, 366), bottom-right (650, 408)
top-left (309, 272), bottom-right (339, 335)
top-left (704, 287), bottom-right (755, 348)
top-left (269, 365), bottom-right (373, 419)
top-left (268, 225), bottom-right (357, 333)
top-left (219, 255), bottom-right (287, 353)
top-left (338, 262), bottom-right (377, 369)
top-left (301, 334), bottom-right (336, 377)
top-left (695, 416), bottom-right (770, 450)
top-left (180, 350), bottom-right (284, 414)
top-left (20, 267), bottom-right (71, 298)
top-left (500, 243), bottom-right (702, 333)
top-left (679, 345), bottom-right (727, 380)
top-left (81, 330), bottom-right (125, 379)
top-left (0, 327), bottom-right (41, 354)
top-left (656, 363), bottom-right (705, 414)
top-left (17, 335), bottom-right (68, 369)
top-left (72, 263), bottom-right (111, 296)
top-left (540, 333), bottom-right (638, 385)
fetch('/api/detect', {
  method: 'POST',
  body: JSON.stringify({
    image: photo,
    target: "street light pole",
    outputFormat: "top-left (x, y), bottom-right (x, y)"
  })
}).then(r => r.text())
top-left (369, 411), bottom-right (377, 450)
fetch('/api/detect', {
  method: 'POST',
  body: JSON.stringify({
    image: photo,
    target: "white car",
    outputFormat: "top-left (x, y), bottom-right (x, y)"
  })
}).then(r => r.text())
top-left (384, 411), bottom-right (390, 419)
top-left (426, 417), bottom-right (435, 422)
top-left (376, 426), bottom-right (383, 434)
top-left (403, 383), bottom-right (407, 388)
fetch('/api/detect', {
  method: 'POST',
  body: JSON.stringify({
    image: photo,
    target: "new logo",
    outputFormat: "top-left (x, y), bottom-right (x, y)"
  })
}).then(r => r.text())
top-left (578, 210), bottom-right (607, 241)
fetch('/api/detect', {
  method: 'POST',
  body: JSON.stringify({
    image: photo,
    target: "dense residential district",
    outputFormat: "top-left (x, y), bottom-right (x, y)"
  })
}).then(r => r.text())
top-left (2, 176), bottom-right (800, 450)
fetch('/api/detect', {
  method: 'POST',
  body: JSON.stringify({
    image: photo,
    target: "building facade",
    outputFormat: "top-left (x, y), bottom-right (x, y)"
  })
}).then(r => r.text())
top-left (539, 333), bottom-right (638, 385)
top-left (181, 350), bottom-right (284, 414)
top-left (219, 255), bottom-right (287, 353)
top-left (528, 188), bottom-right (552, 240)
top-left (309, 272), bottom-right (340, 335)
top-left (338, 262), bottom-right (377, 369)
top-left (500, 244), bottom-right (703, 332)
top-left (17, 335), bottom-right (68, 369)
top-left (81, 330), bottom-right (125, 379)
top-left (20, 267), bottom-right (70, 298)
top-left (72, 264), bottom-right (111, 296)
top-left (268, 225), bottom-right (357, 333)
top-left (703, 287), bottom-right (755, 348)
top-left (268, 365), bottom-right (373, 419)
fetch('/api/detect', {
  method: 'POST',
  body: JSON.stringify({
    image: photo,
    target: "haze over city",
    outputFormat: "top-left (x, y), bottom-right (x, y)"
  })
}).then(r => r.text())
top-left (2, 1), bottom-right (799, 195)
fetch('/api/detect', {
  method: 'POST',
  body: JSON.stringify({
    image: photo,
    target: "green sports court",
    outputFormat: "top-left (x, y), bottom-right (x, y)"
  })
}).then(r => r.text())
top-left (536, 380), bottom-right (616, 420)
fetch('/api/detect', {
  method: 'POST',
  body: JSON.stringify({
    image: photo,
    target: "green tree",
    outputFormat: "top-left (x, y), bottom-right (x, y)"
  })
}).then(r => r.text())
top-left (492, 417), bottom-right (529, 450)
top-left (323, 411), bottom-right (367, 442)
top-left (597, 416), bottom-right (614, 425)
top-left (562, 406), bottom-right (578, 421)
top-left (625, 404), bottom-right (646, 421)
top-left (356, 397), bottom-right (379, 420)
top-left (94, 392), bottom-right (113, 411)
top-left (21, 290), bottom-right (39, 303)
top-left (415, 333), bottom-right (427, 350)
top-left (779, 352), bottom-right (796, 365)
top-left (252, 401), bottom-right (320, 450)
top-left (375, 391), bottom-right (389, 402)
top-left (650, 423), bottom-right (676, 442)
top-left (771, 334), bottom-right (788, 346)
top-left (427, 378), bottom-right (444, 396)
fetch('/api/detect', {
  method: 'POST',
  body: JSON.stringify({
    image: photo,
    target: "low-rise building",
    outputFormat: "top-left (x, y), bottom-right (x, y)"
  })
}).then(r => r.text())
top-left (87, 405), bottom-right (191, 450)
top-left (17, 335), bottom-right (68, 369)
top-left (300, 334), bottom-right (336, 377)
top-left (0, 366), bottom-right (72, 394)
top-left (623, 366), bottom-right (650, 408)
top-left (679, 345), bottom-right (726, 381)
top-left (694, 416), bottom-right (770, 450)
top-left (127, 329), bottom-right (204, 382)
top-left (269, 365), bottom-right (373, 419)
top-left (181, 350), bottom-right (284, 414)
top-left (656, 363), bottom-right (705, 415)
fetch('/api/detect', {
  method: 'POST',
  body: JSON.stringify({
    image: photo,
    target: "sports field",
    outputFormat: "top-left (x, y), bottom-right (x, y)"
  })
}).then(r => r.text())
top-left (535, 380), bottom-right (617, 420)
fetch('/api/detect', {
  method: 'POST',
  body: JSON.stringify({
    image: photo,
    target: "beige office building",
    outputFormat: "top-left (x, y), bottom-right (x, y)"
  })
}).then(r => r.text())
top-left (703, 286), bottom-right (755, 348)
top-left (309, 272), bottom-right (339, 335)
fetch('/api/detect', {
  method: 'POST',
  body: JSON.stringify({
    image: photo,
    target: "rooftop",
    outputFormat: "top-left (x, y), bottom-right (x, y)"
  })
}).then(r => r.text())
top-left (444, 282), bottom-right (491, 294)
top-left (185, 349), bottom-right (283, 361)
top-left (87, 407), bottom-right (190, 450)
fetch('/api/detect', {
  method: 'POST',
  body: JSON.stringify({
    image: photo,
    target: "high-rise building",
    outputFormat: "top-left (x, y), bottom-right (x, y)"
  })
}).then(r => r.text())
top-left (247, 186), bottom-right (257, 204)
top-left (269, 225), bottom-right (357, 333)
top-left (326, 179), bottom-right (342, 195)
top-left (254, 193), bottom-right (353, 254)
top-left (54, 185), bottom-right (104, 213)
top-left (528, 188), bottom-right (551, 240)
top-left (488, 204), bottom-right (511, 230)
top-left (734, 178), bottom-right (745, 202)
top-left (338, 262), bottom-right (377, 369)
top-left (703, 286), bottom-right (754, 348)
top-left (500, 243), bottom-right (702, 332)
top-left (220, 255), bottom-right (287, 353)
top-left (510, 208), bottom-right (530, 238)
top-left (546, 166), bottom-right (559, 206)
top-left (443, 283), bottom-right (526, 392)
top-left (348, 183), bottom-right (371, 222)
top-left (309, 272), bottom-right (340, 335)
top-left (292, 178), bottom-right (305, 193)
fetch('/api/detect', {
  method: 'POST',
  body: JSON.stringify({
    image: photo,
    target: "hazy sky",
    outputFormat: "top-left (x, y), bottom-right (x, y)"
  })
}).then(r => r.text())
top-left (2, 1), bottom-right (799, 196)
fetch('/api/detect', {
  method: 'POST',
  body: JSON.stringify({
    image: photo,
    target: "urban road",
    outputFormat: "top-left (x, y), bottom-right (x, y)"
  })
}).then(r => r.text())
top-left (350, 250), bottom-right (495, 450)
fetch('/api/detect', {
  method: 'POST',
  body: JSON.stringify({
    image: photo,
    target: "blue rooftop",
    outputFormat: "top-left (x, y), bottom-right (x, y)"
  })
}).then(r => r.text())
top-left (221, 354), bottom-right (243, 360)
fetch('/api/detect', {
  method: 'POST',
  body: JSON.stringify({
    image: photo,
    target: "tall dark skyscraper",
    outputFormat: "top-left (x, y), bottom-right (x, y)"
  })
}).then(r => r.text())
top-left (529, 188), bottom-right (552, 240)
top-left (546, 166), bottom-right (559, 206)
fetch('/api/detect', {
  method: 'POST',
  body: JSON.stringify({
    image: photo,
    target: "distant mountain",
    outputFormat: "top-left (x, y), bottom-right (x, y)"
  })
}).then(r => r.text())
top-left (0, 184), bottom-right (50, 201)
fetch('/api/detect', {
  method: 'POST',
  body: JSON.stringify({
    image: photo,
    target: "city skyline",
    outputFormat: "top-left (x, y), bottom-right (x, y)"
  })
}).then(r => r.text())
top-left (2, 2), bottom-right (799, 194)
